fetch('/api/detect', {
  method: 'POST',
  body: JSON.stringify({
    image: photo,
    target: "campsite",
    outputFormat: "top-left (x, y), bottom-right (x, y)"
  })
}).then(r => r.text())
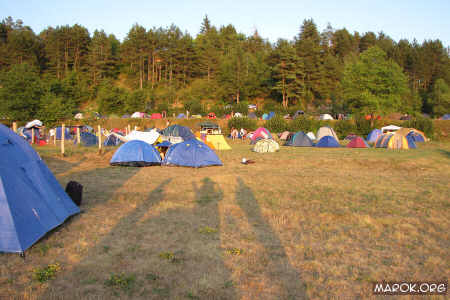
top-left (0, 118), bottom-right (449, 299)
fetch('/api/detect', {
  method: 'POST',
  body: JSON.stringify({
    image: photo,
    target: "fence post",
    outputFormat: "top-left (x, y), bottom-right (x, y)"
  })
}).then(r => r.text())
top-left (77, 127), bottom-right (81, 145)
top-left (128, 124), bottom-right (131, 134)
top-left (61, 124), bottom-right (65, 156)
top-left (98, 125), bottom-right (102, 153)
top-left (12, 122), bottom-right (17, 133)
top-left (31, 128), bottom-right (35, 144)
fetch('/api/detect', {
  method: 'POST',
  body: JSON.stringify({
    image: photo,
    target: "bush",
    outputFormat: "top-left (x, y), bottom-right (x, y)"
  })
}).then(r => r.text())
top-left (404, 117), bottom-right (434, 138)
top-left (228, 117), bottom-right (257, 131)
top-left (184, 100), bottom-right (204, 115)
top-left (233, 102), bottom-right (249, 114)
top-left (354, 116), bottom-right (381, 137)
top-left (334, 120), bottom-right (357, 139)
top-left (266, 115), bottom-right (288, 133)
top-left (33, 263), bottom-right (60, 283)
top-left (288, 117), bottom-right (315, 133)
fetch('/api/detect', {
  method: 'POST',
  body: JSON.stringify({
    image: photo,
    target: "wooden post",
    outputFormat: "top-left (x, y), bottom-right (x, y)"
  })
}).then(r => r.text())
top-left (12, 122), bottom-right (17, 133)
top-left (77, 127), bottom-right (81, 145)
top-left (54, 128), bottom-right (56, 145)
top-left (128, 124), bottom-right (131, 134)
top-left (61, 124), bottom-right (65, 155)
top-left (98, 125), bottom-right (102, 152)
top-left (31, 128), bottom-right (35, 144)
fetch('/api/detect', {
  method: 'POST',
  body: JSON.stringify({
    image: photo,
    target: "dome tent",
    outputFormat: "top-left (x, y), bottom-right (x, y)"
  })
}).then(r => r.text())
top-left (252, 139), bottom-right (280, 153)
top-left (250, 127), bottom-right (272, 143)
top-left (161, 125), bottom-right (195, 141)
top-left (346, 136), bottom-right (370, 148)
top-left (316, 136), bottom-right (340, 148)
top-left (284, 131), bottom-right (313, 147)
top-left (104, 134), bottom-right (123, 147)
top-left (0, 124), bottom-right (80, 253)
top-left (110, 140), bottom-right (162, 167)
top-left (316, 126), bottom-right (339, 142)
top-left (367, 129), bottom-right (382, 143)
top-left (163, 139), bottom-right (222, 168)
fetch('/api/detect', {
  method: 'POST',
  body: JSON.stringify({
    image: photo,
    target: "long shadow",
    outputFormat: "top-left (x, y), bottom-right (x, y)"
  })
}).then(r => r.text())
top-left (42, 156), bottom-right (88, 175)
top-left (437, 149), bottom-right (450, 159)
top-left (236, 177), bottom-right (308, 299)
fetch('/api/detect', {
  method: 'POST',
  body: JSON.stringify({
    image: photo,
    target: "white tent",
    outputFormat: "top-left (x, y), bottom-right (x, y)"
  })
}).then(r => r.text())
top-left (234, 112), bottom-right (243, 117)
top-left (131, 112), bottom-right (145, 118)
top-left (316, 126), bottom-right (339, 141)
top-left (319, 114), bottom-right (334, 120)
top-left (74, 113), bottom-right (84, 119)
top-left (381, 125), bottom-right (401, 133)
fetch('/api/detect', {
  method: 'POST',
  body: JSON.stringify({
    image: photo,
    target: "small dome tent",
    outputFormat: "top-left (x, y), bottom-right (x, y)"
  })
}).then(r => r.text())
top-left (253, 139), bottom-right (280, 153)
top-left (110, 140), bottom-right (162, 167)
top-left (163, 139), bottom-right (222, 168)
top-left (367, 129), bottom-right (382, 143)
top-left (0, 124), bottom-right (80, 253)
top-left (161, 125), bottom-right (195, 142)
top-left (316, 136), bottom-right (340, 148)
top-left (316, 126), bottom-right (339, 142)
top-left (284, 131), bottom-right (313, 147)
top-left (346, 137), bottom-right (370, 148)
top-left (251, 128), bottom-right (272, 143)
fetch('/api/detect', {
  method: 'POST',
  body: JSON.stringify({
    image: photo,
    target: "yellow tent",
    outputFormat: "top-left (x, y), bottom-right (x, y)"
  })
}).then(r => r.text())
top-left (196, 137), bottom-right (216, 150)
top-left (387, 133), bottom-right (410, 150)
top-left (206, 135), bottom-right (231, 150)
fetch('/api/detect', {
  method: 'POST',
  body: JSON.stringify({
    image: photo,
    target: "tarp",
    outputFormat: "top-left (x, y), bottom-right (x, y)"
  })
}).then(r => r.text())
top-left (381, 125), bottom-right (401, 133)
top-left (110, 140), bottom-right (161, 167)
top-left (161, 125), bottom-right (195, 141)
top-left (306, 132), bottom-right (316, 141)
top-left (316, 136), bottom-right (340, 148)
top-left (284, 131), bottom-right (313, 147)
top-left (367, 129), bottom-right (382, 143)
top-left (251, 127), bottom-right (272, 142)
top-left (151, 113), bottom-right (162, 119)
top-left (126, 130), bottom-right (160, 145)
top-left (206, 135), bottom-right (231, 150)
top-left (25, 120), bottom-right (43, 129)
top-left (316, 126), bottom-right (339, 141)
top-left (163, 139), bottom-right (222, 168)
top-left (0, 124), bottom-right (79, 253)
top-left (252, 139), bottom-right (280, 153)
top-left (346, 137), bottom-right (370, 148)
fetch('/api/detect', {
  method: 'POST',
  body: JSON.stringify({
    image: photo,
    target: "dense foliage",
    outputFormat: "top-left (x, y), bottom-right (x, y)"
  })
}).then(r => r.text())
top-left (0, 16), bottom-right (449, 122)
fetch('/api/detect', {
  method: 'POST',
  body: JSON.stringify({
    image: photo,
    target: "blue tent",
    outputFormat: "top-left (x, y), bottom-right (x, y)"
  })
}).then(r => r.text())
top-left (0, 124), bottom-right (80, 253)
top-left (23, 127), bottom-right (40, 142)
top-left (110, 140), bottom-right (161, 167)
top-left (104, 134), bottom-right (123, 147)
top-left (156, 141), bottom-right (172, 148)
top-left (406, 132), bottom-right (425, 143)
top-left (367, 129), bottom-right (382, 143)
top-left (442, 114), bottom-right (450, 120)
top-left (163, 139), bottom-right (222, 168)
top-left (315, 136), bottom-right (340, 148)
top-left (55, 127), bottom-right (72, 140)
top-left (122, 114), bottom-right (131, 118)
top-left (177, 113), bottom-right (186, 119)
top-left (405, 135), bottom-right (417, 149)
top-left (74, 132), bottom-right (98, 146)
top-left (267, 111), bottom-right (275, 120)
top-left (161, 125), bottom-right (195, 141)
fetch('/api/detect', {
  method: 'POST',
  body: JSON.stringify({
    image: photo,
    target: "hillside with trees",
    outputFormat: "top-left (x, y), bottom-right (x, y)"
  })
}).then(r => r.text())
top-left (0, 16), bottom-right (449, 121)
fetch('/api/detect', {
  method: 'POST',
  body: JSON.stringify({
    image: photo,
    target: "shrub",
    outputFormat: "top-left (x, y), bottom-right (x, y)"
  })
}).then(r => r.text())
top-left (354, 116), bottom-right (381, 137)
top-left (104, 273), bottom-right (136, 292)
top-left (233, 102), bottom-right (249, 114)
top-left (33, 263), bottom-right (60, 283)
top-left (334, 120), bottom-right (357, 139)
top-left (266, 115), bottom-right (288, 133)
top-left (288, 117), bottom-right (315, 133)
top-left (228, 117), bottom-right (257, 131)
top-left (404, 117), bottom-right (434, 138)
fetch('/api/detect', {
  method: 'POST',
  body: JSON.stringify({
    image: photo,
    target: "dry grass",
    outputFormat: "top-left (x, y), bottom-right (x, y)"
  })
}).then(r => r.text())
top-left (1, 140), bottom-right (449, 299)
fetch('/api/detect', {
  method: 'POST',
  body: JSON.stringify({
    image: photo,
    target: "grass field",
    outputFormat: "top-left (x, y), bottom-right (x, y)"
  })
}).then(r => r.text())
top-left (1, 139), bottom-right (449, 299)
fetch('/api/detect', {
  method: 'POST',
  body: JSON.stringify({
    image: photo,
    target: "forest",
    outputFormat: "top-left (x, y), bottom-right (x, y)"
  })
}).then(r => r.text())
top-left (0, 15), bottom-right (449, 122)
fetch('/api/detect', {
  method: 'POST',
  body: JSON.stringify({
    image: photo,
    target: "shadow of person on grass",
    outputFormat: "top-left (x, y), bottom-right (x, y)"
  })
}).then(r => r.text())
top-left (235, 177), bottom-right (308, 300)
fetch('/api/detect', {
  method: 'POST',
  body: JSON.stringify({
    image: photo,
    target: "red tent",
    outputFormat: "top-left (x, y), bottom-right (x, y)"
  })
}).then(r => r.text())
top-left (207, 112), bottom-right (216, 119)
top-left (151, 113), bottom-right (162, 119)
top-left (346, 136), bottom-right (370, 148)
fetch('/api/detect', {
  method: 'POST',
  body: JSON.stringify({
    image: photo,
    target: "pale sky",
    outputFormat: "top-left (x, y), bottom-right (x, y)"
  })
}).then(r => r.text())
top-left (1, 0), bottom-right (449, 46)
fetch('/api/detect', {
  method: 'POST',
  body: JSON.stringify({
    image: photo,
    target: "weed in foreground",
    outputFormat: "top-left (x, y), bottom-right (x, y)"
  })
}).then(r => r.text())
top-left (159, 251), bottom-right (183, 263)
top-left (104, 273), bottom-right (136, 292)
top-left (33, 263), bottom-right (61, 283)
top-left (198, 226), bottom-right (218, 234)
top-left (225, 248), bottom-right (244, 256)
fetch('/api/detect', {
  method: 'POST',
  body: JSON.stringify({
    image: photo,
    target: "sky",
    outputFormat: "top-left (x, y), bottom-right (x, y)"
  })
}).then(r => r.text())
top-left (1, 0), bottom-right (449, 46)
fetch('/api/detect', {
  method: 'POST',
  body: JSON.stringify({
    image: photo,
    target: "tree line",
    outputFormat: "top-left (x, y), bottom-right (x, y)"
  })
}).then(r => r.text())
top-left (0, 16), bottom-right (449, 121)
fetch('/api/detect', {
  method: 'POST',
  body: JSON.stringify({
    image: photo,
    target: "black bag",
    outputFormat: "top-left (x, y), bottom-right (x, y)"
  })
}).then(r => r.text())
top-left (65, 181), bottom-right (83, 206)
